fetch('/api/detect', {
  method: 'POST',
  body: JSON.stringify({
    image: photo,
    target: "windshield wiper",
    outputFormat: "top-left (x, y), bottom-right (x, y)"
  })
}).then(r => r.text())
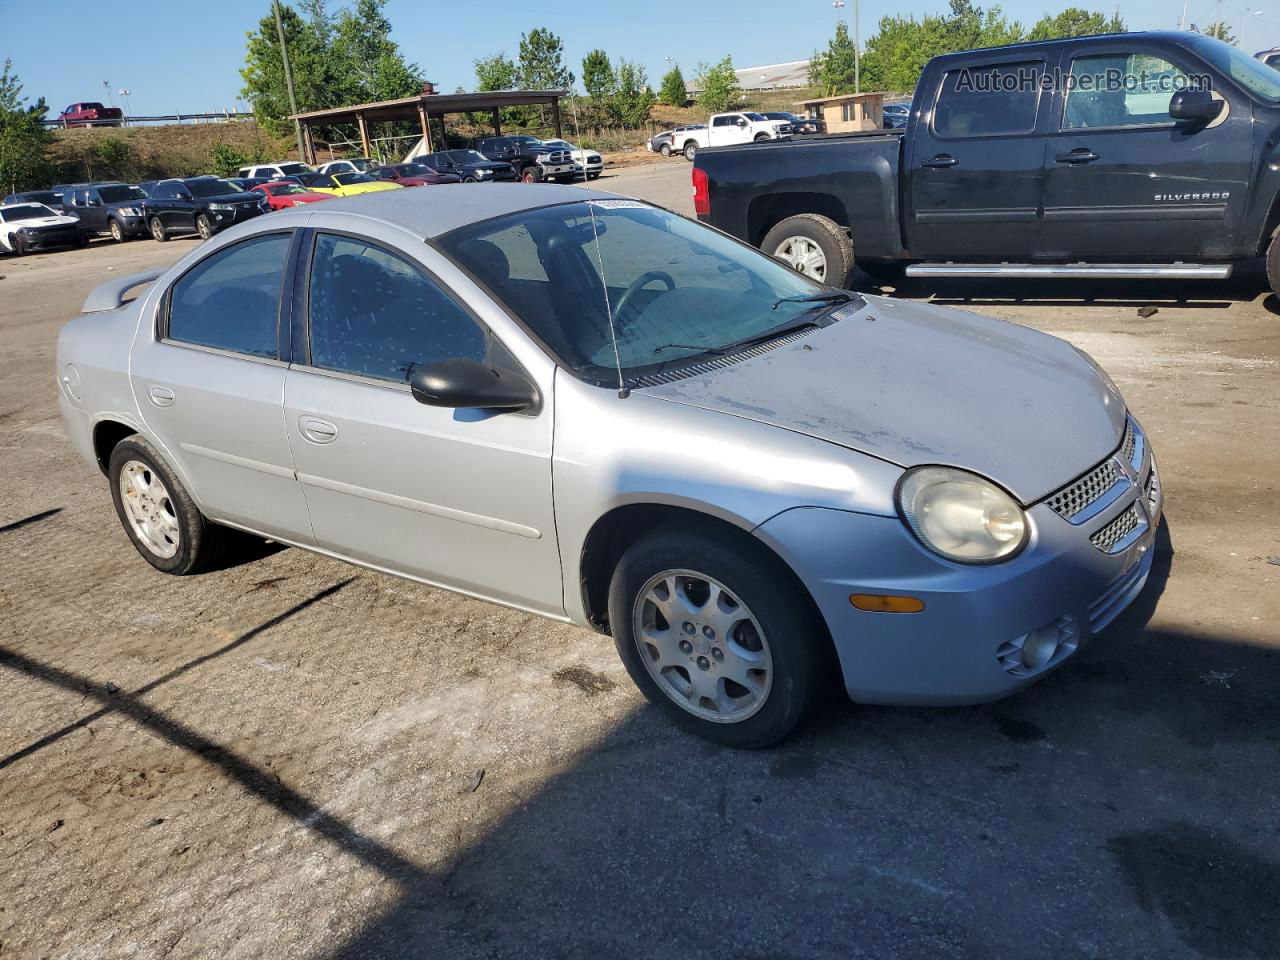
top-left (653, 343), bottom-right (727, 355)
top-left (770, 291), bottom-right (854, 311)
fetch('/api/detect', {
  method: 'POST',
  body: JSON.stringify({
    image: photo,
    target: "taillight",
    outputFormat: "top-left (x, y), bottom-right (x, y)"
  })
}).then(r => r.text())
top-left (692, 166), bottom-right (710, 217)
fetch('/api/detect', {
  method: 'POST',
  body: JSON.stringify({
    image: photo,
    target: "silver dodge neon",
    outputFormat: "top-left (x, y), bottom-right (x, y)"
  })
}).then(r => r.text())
top-left (56, 185), bottom-right (1162, 747)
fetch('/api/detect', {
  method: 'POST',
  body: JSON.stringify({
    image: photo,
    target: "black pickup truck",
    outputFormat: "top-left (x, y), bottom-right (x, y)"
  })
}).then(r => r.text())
top-left (694, 31), bottom-right (1280, 293)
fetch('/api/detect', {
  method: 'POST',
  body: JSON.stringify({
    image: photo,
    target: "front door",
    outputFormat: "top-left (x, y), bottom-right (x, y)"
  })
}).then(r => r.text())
top-left (1040, 44), bottom-right (1253, 259)
top-left (905, 55), bottom-right (1055, 258)
top-left (282, 229), bottom-right (562, 616)
top-left (130, 230), bottom-right (314, 543)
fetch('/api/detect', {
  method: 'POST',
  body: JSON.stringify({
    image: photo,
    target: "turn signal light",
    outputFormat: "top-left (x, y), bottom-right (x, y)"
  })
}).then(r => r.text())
top-left (849, 593), bottom-right (925, 614)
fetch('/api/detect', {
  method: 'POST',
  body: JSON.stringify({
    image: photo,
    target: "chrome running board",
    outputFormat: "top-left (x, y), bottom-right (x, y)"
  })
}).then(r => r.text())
top-left (904, 262), bottom-right (1233, 279)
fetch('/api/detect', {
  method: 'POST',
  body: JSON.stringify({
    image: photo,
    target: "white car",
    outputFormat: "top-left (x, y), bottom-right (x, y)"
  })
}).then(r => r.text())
top-left (316, 158), bottom-right (377, 176)
top-left (541, 139), bottom-right (603, 180)
top-left (678, 112), bottom-right (793, 161)
top-left (0, 202), bottom-right (85, 255)
top-left (236, 162), bottom-right (315, 181)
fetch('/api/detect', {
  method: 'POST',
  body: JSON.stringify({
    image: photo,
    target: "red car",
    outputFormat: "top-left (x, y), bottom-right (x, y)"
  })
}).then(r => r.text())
top-left (369, 163), bottom-right (462, 187)
top-left (251, 182), bottom-right (333, 210)
top-left (59, 102), bottom-right (123, 128)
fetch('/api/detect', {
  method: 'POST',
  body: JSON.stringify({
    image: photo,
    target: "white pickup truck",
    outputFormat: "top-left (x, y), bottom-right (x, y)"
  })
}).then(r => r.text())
top-left (678, 112), bottom-right (793, 161)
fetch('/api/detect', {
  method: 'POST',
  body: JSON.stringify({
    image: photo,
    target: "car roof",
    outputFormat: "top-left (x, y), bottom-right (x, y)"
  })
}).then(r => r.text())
top-left (262, 182), bottom-right (620, 238)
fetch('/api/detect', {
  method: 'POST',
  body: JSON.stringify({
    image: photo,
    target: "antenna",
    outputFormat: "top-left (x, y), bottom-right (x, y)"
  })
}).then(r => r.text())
top-left (568, 96), bottom-right (629, 398)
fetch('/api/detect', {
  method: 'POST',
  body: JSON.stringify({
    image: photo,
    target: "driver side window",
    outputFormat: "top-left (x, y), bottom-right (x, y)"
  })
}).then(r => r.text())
top-left (1064, 53), bottom-right (1189, 129)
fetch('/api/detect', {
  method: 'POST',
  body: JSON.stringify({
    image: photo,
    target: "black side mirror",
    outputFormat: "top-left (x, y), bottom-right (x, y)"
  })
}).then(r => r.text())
top-left (1169, 89), bottom-right (1222, 124)
top-left (409, 357), bottom-right (537, 411)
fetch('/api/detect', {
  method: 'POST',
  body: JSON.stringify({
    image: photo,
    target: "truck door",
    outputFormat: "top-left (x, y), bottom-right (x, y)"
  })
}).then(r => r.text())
top-left (1039, 42), bottom-right (1253, 259)
top-left (905, 54), bottom-right (1055, 258)
top-left (709, 114), bottom-right (748, 147)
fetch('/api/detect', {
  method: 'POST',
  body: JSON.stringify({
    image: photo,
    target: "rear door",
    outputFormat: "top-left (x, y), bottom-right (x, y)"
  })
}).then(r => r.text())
top-left (905, 52), bottom-right (1058, 257)
top-left (1040, 42), bottom-right (1252, 259)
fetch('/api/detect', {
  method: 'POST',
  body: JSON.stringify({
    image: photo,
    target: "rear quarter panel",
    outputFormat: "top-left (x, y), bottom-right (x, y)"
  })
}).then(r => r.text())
top-left (56, 303), bottom-right (147, 468)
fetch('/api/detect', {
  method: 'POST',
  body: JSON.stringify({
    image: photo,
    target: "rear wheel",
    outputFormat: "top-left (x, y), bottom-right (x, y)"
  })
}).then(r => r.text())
top-left (149, 217), bottom-right (169, 242)
top-left (683, 141), bottom-right (697, 162)
top-left (659, 143), bottom-right (672, 157)
top-left (195, 214), bottom-right (214, 241)
top-left (762, 213), bottom-right (854, 288)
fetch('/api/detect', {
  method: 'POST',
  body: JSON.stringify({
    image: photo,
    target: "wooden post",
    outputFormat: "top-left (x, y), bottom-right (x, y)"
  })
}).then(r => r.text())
top-left (492, 107), bottom-right (502, 137)
top-left (417, 103), bottom-right (431, 155)
top-left (551, 98), bottom-right (563, 139)
top-left (356, 111), bottom-right (371, 157)
top-left (302, 123), bottom-right (316, 165)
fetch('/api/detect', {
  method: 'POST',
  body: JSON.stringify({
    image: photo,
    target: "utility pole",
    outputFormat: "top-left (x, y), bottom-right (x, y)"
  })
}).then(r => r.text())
top-left (272, 0), bottom-right (305, 160)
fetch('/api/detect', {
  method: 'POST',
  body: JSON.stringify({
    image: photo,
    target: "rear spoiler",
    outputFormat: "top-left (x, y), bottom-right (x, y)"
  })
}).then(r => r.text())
top-left (81, 268), bottom-right (165, 314)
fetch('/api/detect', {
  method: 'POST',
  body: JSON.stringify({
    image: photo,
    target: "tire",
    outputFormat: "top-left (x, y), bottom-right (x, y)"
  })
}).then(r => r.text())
top-left (149, 217), bottom-right (169, 242)
top-left (659, 143), bottom-right (672, 158)
top-left (683, 141), bottom-right (697, 162)
top-left (463, 176), bottom-right (477, 184)
top-left (587, 172), bottom-right (601, 180)
top-left (520, 166), bottom-right (543, 184)
top-left (108, 218), bottom-right (128, 243)
top-left (754, 133), bottom-right (770, 142)
top-left (761, 213), bottom-right (854, 288)
top-left (1266, 230), bottom-right (1280, 297)
top-left (12, 235), bottom-right (27, 256)
top-left (608, 526), bottom-right (827, 748)
top-left (195, 214), bottom-right (214, 241)
top-left (107, 434), bottom-right (226, 575)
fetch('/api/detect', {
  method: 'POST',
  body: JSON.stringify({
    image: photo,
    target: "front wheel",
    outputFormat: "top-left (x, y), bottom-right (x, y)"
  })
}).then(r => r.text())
top-left (761, 213), bottom-right (854, 287)
top-left (754, 133), bottom-right (770, 142)
top-left (659, 143), bottom-right (672, 157)
top-left (463, 176), bottom-right (477, 184)
top-left (149, 217), bottom-right (169, 242)
top-left (1266, 230), bottom-right (1280, 297)
top-left (520, 166), bottom-right (542, 184)
top-left (109, 218), bottom-right (128, 242)
top-left (195, 214), bottom-right (214, 241)
top-left (608, 527), bottom-right (827, 748)
top-left (683, 142), bottom-right (697, 162)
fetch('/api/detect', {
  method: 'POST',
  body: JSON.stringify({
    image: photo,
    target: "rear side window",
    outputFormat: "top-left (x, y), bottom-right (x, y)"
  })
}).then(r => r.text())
top-left (167, 233), bottom-right (291, 357)
top-left (933, 61), bottom-right (1042, 137)
top-left (307, 234), bottom-right (487, 382)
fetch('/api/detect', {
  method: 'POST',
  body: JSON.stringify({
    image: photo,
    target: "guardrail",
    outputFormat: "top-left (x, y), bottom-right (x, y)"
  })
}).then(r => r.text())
top-left (44, 111), bottom-right (256, 128)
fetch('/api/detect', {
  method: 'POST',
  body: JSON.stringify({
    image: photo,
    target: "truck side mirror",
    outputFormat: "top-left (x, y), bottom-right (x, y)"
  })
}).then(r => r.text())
top-left (1169, 89), bottom-right (1222, 124)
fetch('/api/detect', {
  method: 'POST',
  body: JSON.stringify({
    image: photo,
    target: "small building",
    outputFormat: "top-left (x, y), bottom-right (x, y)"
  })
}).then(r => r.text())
top-left (798, 91), bottom-right (886, 132)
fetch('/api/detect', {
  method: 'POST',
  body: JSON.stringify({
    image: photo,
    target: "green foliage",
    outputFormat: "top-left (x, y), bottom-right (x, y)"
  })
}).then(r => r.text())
top-left (809, 22), bottom-right (860, 96)
top-left (658, 65), bottom-right (687, 106)
top-left (207, 141), bottom-right (251, 177)
top-left (518, 28), bottom-right (574, 90)
top-left (0, 60), bottom-right (56, 194)
top-left (474, 53), bottom-right (517, 91)
top-left (1203, 21), bottom-right (1235, 44)
top-left (582, 49), bottom-right (616, 101)
top-left (1028, 7), bottom-right (1124, 41)
top-left (697, 57), bottom-right (740, 114)
top-left (610, 60), bottom-right (656, 127)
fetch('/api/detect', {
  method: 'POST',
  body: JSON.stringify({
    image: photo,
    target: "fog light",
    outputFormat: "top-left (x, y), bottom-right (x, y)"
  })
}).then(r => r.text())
top-left (1020, 624), bottom-right (1061, 669)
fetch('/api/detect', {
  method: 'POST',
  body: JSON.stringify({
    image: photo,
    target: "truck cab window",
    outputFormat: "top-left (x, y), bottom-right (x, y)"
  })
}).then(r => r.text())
top-left (933, 61), bottom-right (1041, 137)
top-left (1064, 53), bottom-right (1188, 129)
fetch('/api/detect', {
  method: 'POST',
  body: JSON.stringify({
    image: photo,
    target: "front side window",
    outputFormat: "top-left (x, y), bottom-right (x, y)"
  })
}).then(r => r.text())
top-left (713, 115), bottom-right (737, 126)
top-left (933, 61), bottom-right (1042, 137)
top-left (167, 233), bottom-right (291, 357)
top-left (98, 184), bottom-right (146, 203)
top-left (1063, 53), bottom-right (1190, 129)
top-left (307, 234), bottom-right (487, 382)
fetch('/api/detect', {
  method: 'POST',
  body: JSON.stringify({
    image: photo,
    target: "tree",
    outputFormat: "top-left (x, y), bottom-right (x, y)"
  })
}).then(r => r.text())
top-left (474, 53), bottom-right (517, 91)
top-left (658, 65), bottom-right (687, 105)
top-left (518, 28), bottom-right (574, 90)
top-left (1028, 7), bottom-right (1124, 41)
top-left (610, 60), bottom-right (656, 127)
top-left (330, 0), bottom-right (423, 103)
top-left (0, 60), bottom-right (56, 194)
top-left (1203, 21), bottom-right (1236, 44)
top-left (809, 21), bottom-right (859, 96)
top-left (582, 49), bottom-right (616, 101)
top-left (697, 57), bottom-right (740, 114)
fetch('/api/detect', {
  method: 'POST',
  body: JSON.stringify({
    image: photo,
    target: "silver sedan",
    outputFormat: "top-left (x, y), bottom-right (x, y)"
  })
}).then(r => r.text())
top-left (56, 185), bottom-right (1161, 747)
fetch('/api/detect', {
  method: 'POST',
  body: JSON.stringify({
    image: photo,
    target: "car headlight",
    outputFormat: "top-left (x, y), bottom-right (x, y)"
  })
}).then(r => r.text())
top-left (897, 466), bottom-right (1028, 563)
top-left (208, 203), bottom-right (232, 212)
top-left (118, 206), bottom-right (142, 217)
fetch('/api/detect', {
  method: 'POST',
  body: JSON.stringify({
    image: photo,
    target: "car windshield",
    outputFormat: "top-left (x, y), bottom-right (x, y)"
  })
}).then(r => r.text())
top-left (333, 172), bottom-right (376, 185)
top-left (19, 192), bottom-right (61, 205)
top-left (398, 163), bottom-right (435, 176)
top-left (509, 135), bottom-right (540, 144)
top-left (98, 185), bottom-right (147, 203)
top-left (451, 150), bottom-right (488, 163)
top-left (187, 179), bottom-right (237, 197)
top-left (270, 184), bottom-right (307, 195)
top-left (1184, 35), bottom-right (1280, 102)
top-left (279, 163), bottom-right (312, 175)
top-left (1, 204), bottom-right (54, 222)
top-left (440, 200), bottom-right (844, 384)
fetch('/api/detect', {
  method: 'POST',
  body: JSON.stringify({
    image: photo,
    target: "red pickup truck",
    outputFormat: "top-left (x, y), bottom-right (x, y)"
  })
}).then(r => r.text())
top-left (58, 102), bottom-right (123, 128)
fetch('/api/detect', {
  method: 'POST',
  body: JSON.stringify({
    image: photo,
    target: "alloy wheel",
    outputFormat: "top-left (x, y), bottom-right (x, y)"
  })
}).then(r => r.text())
top-left (774, 236), bottom-right (827, 281)
top-left (118, 460), bottom-right (180, 558)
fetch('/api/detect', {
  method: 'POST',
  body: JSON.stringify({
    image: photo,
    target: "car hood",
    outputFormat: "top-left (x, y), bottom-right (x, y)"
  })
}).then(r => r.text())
top-left (10, 214), bottom-right (79, 228)
top-left (642, 296), bottom-right (1125, 503)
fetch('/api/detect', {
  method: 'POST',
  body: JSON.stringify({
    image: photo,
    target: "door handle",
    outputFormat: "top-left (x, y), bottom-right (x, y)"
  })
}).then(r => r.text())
top-left (1055, 148), bottom-right (1099, 164)
top-left (147, 385), bottom-right (175, 407)
top-left (921, 154), bottom-right (958, 168)
top-left (298, 416), bottom-right (338, 444)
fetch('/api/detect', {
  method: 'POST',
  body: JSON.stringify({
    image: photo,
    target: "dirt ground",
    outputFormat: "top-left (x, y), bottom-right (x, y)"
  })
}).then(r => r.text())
top-left (1, 165), bottom-right (1278, 960)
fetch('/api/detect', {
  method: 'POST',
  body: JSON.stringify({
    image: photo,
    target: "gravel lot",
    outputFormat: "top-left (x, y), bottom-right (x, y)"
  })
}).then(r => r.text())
top-left (2, 163), bottom-right (1278, 960)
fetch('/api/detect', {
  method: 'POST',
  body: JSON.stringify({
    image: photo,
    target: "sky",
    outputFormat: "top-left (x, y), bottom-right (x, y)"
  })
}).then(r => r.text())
top-left (3, 0), bottom-right (1275, 116)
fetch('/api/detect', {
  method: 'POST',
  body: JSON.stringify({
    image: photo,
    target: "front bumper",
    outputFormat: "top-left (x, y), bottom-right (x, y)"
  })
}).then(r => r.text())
top-left (539, 162), bottom-right (576, 177)
top-left (755, 429), bottom-right (1162, 705)
top-left (116, 215), bottom-right (148, 236)
top-left (17, 226), bottom-right (82, 250)
top-left (208, 204), bottom-right (267, 229)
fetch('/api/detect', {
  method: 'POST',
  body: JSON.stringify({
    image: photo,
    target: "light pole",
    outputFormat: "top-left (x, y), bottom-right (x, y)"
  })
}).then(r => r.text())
top-left (102, 80), bottom-right (113, 106)
top-left (118, 88), bottom-right (132, 125)
top-left (1240, 8), bottom-right (1262, 48)
top-left (832, 0), bottom-right (859, 93)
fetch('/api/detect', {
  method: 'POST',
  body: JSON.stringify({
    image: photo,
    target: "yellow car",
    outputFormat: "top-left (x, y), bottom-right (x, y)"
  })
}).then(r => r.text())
top-left (295, 171), bottom-right (403, 198)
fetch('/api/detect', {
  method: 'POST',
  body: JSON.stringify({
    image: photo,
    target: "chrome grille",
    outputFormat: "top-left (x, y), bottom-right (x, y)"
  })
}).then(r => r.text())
top-left (1121, 419), bottom-right (1137, 468)
top-left (1145, 463), bottom-right (1160, 515)
top-left (1046, 458), bottom-right (1122, 520)
top-left (1091, 502), bottom-right (1141, 553)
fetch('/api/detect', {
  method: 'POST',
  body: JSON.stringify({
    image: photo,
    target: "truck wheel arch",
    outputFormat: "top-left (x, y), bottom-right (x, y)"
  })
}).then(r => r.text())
top-left (747, 192), bottom-right (851, 250)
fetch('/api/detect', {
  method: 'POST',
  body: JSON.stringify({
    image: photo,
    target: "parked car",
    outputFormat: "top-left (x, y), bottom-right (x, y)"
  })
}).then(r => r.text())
top-left (540, 139), bottom-right (603, 179)
top-left (55, 182), bottom-right (150, 242)
top-left (1255, 46), bottom-right (1280, 69)
top-left (293, 171), bottom-right (402, 197)
top-left (882, 103), bottom-right (910, 129)
top-left (678, 113), bottom-right (793, 161)
top-left (470, 136), bottom-right (575, 183)
top-left (225, 177), bottom-right (273, 192)
top-left (236, 162), bottom-right (315, 181)
top-left (3, 189), bottom-right (66, 212)
top-left (58, 102), bottom-right (123, 128)
top-left (368, 163), bottom-right (462, 187)
top-left (0, 202), bottom-right (85, 254)
top-left (647, 125), bottom-right (705, 157)
top-left (316, 158), bottom-right (377, 176)
top-left (58, 184), bottom-right (1159, 747)
top-left (142, 177), bottom-right (269, 242)
top-left (694, 31), bottom-right (1280, 292)
top-left (250, 181), bottom-right (333, 210)
top-left (411, 150), bottom-right (518, 183)
top-left (761, 111), bottom-right (825, 135)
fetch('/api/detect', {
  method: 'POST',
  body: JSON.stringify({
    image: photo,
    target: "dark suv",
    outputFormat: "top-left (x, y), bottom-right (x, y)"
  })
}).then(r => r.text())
top-left (142, 177), bottom-right (268, 242)
top-left (54, 182), bottom-right (150, 242)
top-left (412, 150), bottom-right (517, 183)
top-left (469, 136), bottom-right (575, 182)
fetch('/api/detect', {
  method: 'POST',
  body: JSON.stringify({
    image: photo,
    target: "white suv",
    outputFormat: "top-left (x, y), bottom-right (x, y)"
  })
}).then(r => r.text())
top-left (679, 112), bottom-right (793, 161)
top-left (236, 162), bottom-right (315, 181)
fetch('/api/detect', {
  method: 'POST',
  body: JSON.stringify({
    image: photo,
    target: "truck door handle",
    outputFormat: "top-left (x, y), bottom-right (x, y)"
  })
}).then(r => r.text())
top-left (147, 386), bottom-right (175, 407)
top-left (921, 154), bottom-right (958, 168)
top-left (1055, 148), bottom-right (1099, 164)
top-left (298, 416), bottom-right (338, 444)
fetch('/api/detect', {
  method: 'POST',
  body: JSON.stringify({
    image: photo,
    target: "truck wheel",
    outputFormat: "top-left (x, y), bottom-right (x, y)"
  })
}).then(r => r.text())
top-left (109, 218), bottom-right (129, 243)
top-left (659, 143), bottom-right (672, 157)
top-left (608, 526), bottom-right (827, 748)
top-left (754, 133), bottom-right (770, 142)
top-left (683, 142), bottom-right (697, 162)
top-left (196, 214), bottom-right (214, 240)
top-left (1266, 230), bottom-right (1280, 298)
top-left (149, 217), bottom-right (169, 242)
top-left (520, 166), bottom-right (543, 184)
top-left (762, 214), bottom-right (854, 287)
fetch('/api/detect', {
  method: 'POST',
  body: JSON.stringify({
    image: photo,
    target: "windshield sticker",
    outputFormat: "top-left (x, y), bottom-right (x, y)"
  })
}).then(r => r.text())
top-left (587, 199), bottom-right (648, 209)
